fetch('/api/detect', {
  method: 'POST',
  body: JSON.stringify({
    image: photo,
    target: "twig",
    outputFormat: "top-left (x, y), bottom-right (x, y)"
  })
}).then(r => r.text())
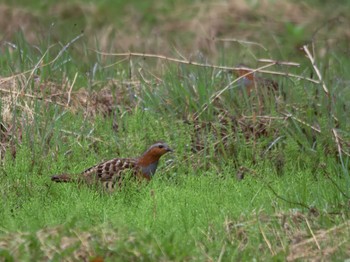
top-left (305, 217), bottom-right (321, 250)
top-left (217, 243), bottom-right (226, 262)
top-left (291, 220), bottom-right (350, 249)
top-left (302, 45), bottom-right (329, 96)
top-left (0, 33), bottom-right (84, 87)
top-left (282, 113), bottom-right (350, 158)
top-left (259, 224), bottom-right (275, 255)
top-left (102, 57), bottom-right (129, 69)
top-left (340, 148), bottom-right (350, 158)
top-left (266, 183), bottom-right (312, 211)
top-left (282, 112), bottom-right (321, 133)
top-left (0, 34), bottom-right (84, 110)
top-left (172, 44), bottom-right (188, 61)
top-left (91, 50), bottom-right (320, 84)
top-left (210, 61), bottom-right (292, 105)
top-left (138, 67), bottom-right (162, 84)
top-left (194, 62), bottom-right (277, 119)
top-left (243, 115), bottom-right (285, 120)
top-left (56, 33), bottom-right (84, 61)
top-left (332, 128), bottom-right (343, 160)
top-left (20, 48), bottom-right (50, 95)
top-left (258, 58), bottom-right (300, 67)
top-left (215, 37), bottom-right (268, 51)
top-left (67, 72), bottom-right (78, 106)
top-left (0, 87), bottom-right (66, 107)
top-left (59, 129), bottom-right (104, 143)
top-left (324, 170), bottom-right (350, 199)
top-left (262, 136), bottom-right (285, 155)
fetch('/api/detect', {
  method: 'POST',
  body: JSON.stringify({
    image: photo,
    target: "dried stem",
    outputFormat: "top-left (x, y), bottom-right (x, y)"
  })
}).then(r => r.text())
top-left (92, 50), bottom-right (319, 84)
top-left (305, 217), bottom-right (321, 250)
top-left (259, 224), bottom-right (275, 255)
top-left (332, 128), bottom-right (343, 160)
top-left (302, 45), bottom-right (329, 96)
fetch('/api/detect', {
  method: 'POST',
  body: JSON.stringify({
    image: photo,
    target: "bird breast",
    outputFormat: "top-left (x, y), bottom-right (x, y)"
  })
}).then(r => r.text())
top-left (237, 76), bottom-right (254, 88)
top-left (141, 161), bottom-right (159, 177)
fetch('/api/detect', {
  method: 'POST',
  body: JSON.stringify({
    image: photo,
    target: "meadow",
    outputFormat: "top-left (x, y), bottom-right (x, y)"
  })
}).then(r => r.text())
top-left (0, 0), bottom-right (350, 261)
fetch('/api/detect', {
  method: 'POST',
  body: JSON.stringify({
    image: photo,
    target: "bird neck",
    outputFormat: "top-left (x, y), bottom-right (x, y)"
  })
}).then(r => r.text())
top-left (137, 151), bottom-right (161, 177)
top-left (140, 161), bottom-right (159, 178)
top-left (238, 69), bottom-right (255, 81)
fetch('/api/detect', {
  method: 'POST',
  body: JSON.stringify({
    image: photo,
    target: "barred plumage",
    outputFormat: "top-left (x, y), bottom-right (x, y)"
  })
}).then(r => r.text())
top-left (51, 142), bottom-right (173, 190)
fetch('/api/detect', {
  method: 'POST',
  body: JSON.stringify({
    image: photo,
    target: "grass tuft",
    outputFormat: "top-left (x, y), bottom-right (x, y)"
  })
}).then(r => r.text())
top-left (1, 0), bottom-right (350, 260)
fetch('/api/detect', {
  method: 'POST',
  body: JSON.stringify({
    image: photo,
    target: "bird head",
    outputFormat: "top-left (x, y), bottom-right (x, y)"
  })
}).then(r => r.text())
top-left (137, 142), bottom-right (173, 178)
top-left (234, 64), bottom-right (255, 81)
top-left (144, 142), bottom-right (173, 159)
top-left (137, 142), bottom-right (173, 166)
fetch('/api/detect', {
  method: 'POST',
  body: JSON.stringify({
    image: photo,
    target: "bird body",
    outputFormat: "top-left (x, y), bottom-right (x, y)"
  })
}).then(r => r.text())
top-left (51, 142), bottom-right (172, 190)
top-left (234, 64), bottom-right (284, 114)
top-left (235, 65), bottom-right (278, 96)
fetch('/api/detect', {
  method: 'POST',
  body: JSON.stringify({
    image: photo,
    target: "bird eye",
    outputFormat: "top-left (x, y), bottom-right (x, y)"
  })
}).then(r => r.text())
top-left (158, 144), bottom-right (164, 149)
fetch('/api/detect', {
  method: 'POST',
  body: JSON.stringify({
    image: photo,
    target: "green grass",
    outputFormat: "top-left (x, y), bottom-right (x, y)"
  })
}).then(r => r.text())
top-left (1, 0), bottom-right (350, 261)
top-left (1, 110), bottom-right (349, 260)
top-left (1, 139), bottom-right (349, 261)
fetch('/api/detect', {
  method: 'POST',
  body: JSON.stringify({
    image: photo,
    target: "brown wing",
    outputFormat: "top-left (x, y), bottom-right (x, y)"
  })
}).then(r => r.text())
top-left (80, 158), bottom-right (139, 186)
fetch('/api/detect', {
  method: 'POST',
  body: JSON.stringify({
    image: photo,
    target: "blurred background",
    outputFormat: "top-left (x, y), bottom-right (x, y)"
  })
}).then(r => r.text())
top-left (1, 2), bottom-right (350, 261)
top-left (1, 0), bottom-right (349, 62)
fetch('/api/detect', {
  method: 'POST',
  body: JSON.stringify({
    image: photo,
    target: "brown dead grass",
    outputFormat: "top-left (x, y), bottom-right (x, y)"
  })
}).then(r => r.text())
top-left (187, 0), bottom-right (319, 53)
top-left (0, 4), bottom-right (40, 43)
top-left (0, 0), bottom-right (348, 162)
top-left (1, 215), bottom-right (349, 261)
top-left (0, 226), bottom-right (118, 261)
top-left (222, 212), bottom-right (350, 261)
top-left (0, 2), bottom-right (349, 260)
top-left (0, 75), bottom-right (139, 120)
top-left (1, 1), bottom-right (348, 56)
top-left (0, 74), bottom-right (140, 159)
top-left (287, 220), bottom-right (350, 261)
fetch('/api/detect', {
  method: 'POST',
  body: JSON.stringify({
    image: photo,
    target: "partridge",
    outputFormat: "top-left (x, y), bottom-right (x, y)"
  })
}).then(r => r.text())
top-left (234, 64), bottom-right (279, 96)
top-left (51, 142), bottom-right (173, 190)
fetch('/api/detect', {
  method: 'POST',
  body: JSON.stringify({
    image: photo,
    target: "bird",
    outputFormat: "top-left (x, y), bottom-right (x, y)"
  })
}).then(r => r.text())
top-left (235, 64), bottom-right (256, 96)
top-left (234, 64), bottom-right (278, 96)
top-left (234, 64), bottom-right (286, 109)
top-left (51, 142), bottom-right (173, 190)
top-left (234, 64), bottom-right (279, 97)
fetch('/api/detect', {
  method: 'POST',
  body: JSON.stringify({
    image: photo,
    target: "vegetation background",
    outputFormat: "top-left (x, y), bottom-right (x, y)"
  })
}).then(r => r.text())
top-left (0, 0), bottom-right (350, 261)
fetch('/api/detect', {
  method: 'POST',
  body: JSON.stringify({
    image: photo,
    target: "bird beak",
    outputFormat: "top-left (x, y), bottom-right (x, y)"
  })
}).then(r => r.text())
top-left (166, 147), bottom-right (174, 152)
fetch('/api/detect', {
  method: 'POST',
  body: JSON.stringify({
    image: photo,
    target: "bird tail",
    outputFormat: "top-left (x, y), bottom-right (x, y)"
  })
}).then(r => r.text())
top-left (51, 173), bottom-right (74, 183)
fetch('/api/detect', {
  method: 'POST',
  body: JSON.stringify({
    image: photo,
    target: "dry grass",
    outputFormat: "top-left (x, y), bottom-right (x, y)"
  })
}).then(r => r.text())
top-left (1, 1), bottom-right (348, 56)
top-left (287, 220), bottom-right (350, 261)
top-left (1, 213), bottom-right (348, 261)
top-left (0, 75), bottom-right (140, 121)
top-left (0, 1), bottom-right (349, 260)
top-left (0, 73), bottom-right (140, 159)
top-left (0, 4), bottom-right (40, 43)
top-left (0, 226), bottom-right (117, 261)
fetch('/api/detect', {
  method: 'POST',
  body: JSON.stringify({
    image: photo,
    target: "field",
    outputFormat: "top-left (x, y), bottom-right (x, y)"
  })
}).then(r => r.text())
top-left (1, 0), bottom-right (350, 261)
